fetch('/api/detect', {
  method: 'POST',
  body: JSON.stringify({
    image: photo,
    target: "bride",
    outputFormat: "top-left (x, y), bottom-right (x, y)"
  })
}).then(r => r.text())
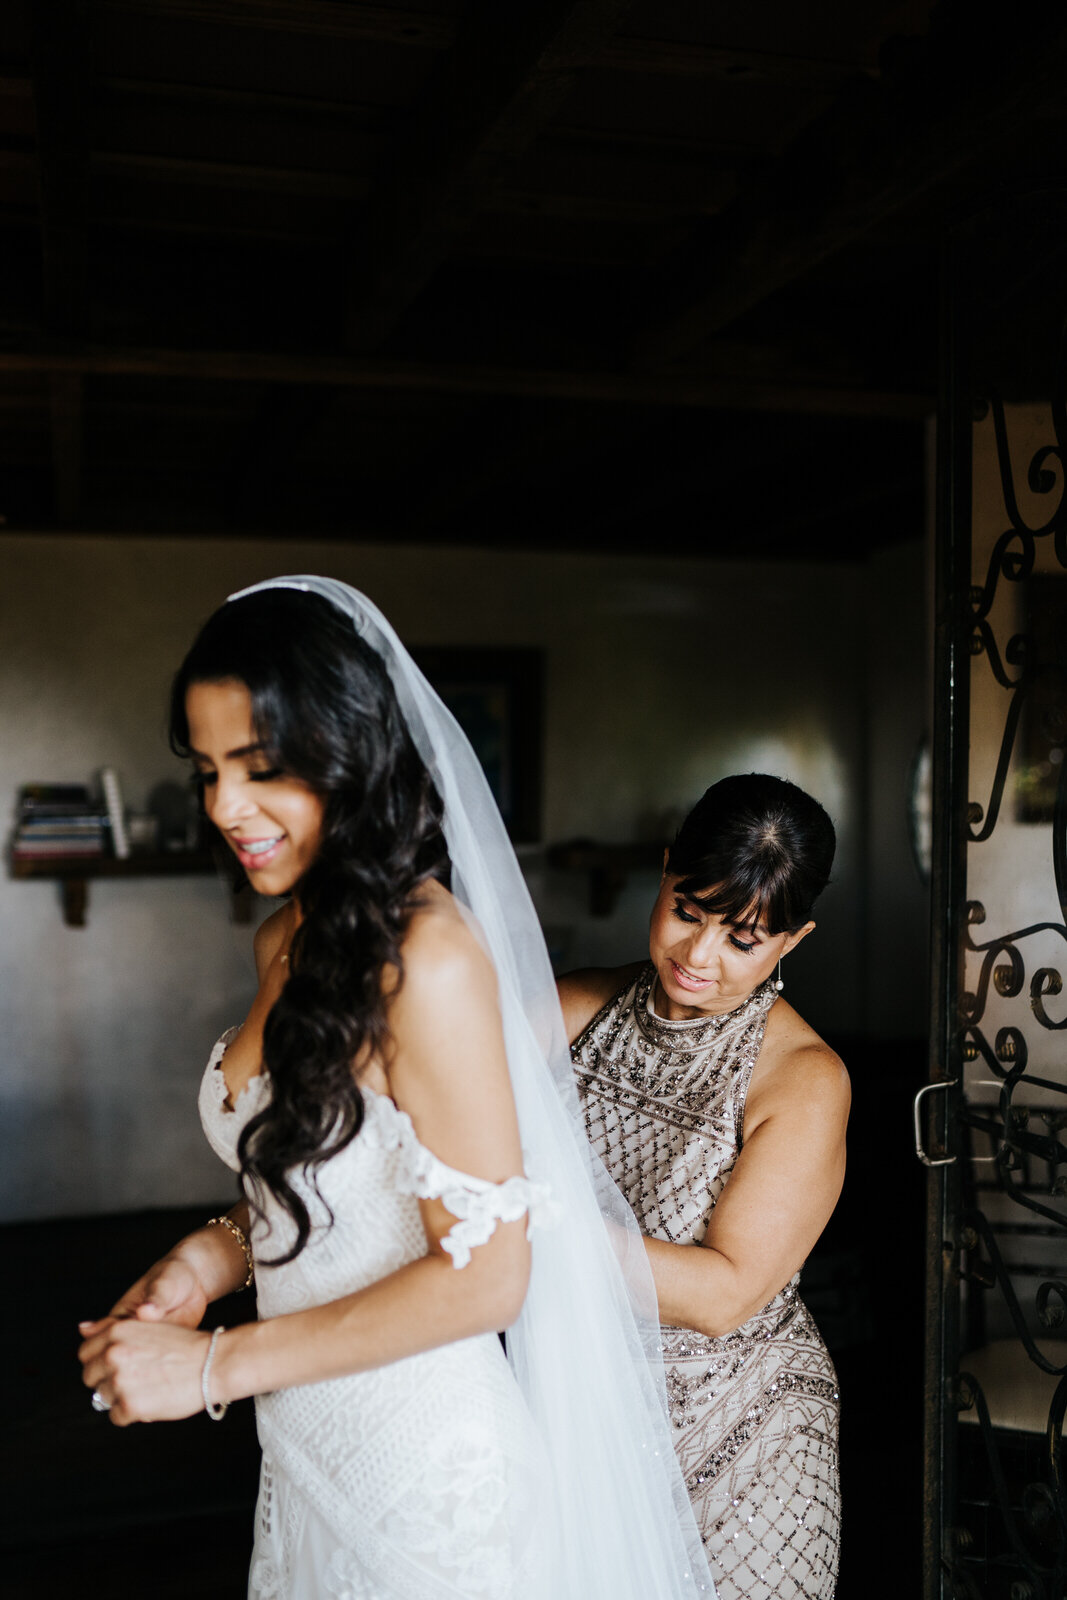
top-left (77, 576), bottom-right (713, 1600)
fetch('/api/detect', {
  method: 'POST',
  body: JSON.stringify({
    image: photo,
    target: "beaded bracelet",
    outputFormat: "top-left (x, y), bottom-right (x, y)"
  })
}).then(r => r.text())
top-left (201, 1325), bottom-right (228, 1421)
top-left (207, 1214), bottom-right (254, 1290)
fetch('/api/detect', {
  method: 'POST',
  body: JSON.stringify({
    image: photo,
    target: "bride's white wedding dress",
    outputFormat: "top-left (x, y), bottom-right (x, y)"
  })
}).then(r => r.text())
top-left (195, 574), bottom-right (714, 1600)
top-left (199, 1031), bottom-right (556, 1600)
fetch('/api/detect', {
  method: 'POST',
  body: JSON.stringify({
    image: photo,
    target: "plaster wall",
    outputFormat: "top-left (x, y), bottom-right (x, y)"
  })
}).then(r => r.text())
top-left (0, 534), bottom-right (880, 1219)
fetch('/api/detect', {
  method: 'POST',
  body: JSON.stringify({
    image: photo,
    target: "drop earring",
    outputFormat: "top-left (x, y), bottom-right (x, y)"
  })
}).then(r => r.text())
top-left (774, 958), bottom-right (784, 992)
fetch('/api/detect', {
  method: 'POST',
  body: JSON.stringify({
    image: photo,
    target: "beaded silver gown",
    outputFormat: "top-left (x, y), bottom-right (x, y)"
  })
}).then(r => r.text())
top-left (572, 966), bottom-right (840, 1600)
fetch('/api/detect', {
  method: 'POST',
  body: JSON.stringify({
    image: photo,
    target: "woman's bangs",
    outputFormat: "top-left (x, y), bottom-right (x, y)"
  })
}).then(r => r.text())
top-left (675, 867), bottom-right (796, 936)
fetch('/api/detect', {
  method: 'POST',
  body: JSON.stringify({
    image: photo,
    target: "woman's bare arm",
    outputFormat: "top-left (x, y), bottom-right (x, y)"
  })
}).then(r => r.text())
top-left (644, 1039), bottom-right (849, 1338)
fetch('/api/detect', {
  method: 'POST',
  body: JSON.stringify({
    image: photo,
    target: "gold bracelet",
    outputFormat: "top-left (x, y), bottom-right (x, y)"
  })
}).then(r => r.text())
top-left (206, 1215), bottom-right (254, 1290)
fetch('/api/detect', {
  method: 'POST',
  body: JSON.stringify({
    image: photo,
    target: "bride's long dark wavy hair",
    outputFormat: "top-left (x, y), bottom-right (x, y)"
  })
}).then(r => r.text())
top-left (170, 589), bottom-right (449, 1263)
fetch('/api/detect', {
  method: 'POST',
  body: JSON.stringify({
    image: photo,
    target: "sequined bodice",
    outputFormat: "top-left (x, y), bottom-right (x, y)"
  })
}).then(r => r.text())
top-left (573, 966), bottom-right (841, 1599)
top-left (572, 964), bottom-right (779, 1250)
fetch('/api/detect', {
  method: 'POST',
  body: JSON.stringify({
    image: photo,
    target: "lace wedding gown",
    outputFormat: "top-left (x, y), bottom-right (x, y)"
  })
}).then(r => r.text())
top-left (199, 1030), bottom-right (555, 1600)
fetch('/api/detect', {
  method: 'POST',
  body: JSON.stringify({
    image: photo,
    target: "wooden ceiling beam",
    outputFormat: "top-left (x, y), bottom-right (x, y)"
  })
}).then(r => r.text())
top-left (633, 5), bottom-right (1067, 367)
top-left (411, 407), bottom-right (638, 534)
top-left (217, 385), bottom-right (334, 520)
top-left (486, 185), bottom-right (730, 224)
top-left (30, 0), bottom-right (90, 335)
top-left (343, 0), bottom-right (638, 351)
top-left (0, 149), bottom-right (37, 181)
top-left (31, 2), bottom-right (90, 527)
top-left (95, 74), bottom-right (380, 122)
top-left (600, 38), bottom-right (867, 85)
top-left (550, 124), bottom-right (759, 163)
top-left (92, 151), bottom-right (367, 200)
top-left (0, 342), bottom-right (931, 419)
top-left (94, 215), bottom-right (336, 245)
top-left (99, 1), bottom-right (453, 49)
top-left (48, 373), bottom-right (84, 524)
top-left (92, 152), bottom-right (727, 224)
top-left (98, 7), bottom-right (865, 87)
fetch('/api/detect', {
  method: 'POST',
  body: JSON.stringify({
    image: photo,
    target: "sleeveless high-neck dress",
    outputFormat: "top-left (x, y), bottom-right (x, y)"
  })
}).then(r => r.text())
top-left (572, 966), bottom-right (840, 1600)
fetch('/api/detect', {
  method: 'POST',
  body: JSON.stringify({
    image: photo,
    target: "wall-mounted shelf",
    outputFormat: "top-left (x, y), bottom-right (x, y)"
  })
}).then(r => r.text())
top-left (9, 851), bottom-right (253, 928)
top-left (546, 839), bottom-right (664, 916)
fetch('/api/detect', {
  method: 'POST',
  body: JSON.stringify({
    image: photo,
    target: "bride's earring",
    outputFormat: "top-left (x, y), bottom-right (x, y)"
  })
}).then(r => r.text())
top-left (774, 958), bottom-right (784, 992)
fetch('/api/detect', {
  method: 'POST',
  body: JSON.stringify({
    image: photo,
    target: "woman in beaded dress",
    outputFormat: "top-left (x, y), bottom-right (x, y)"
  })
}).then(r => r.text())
top-left (76, 580), bottom-right (713, 1600)
top-left (560, 774), bottom-right (849, 1600)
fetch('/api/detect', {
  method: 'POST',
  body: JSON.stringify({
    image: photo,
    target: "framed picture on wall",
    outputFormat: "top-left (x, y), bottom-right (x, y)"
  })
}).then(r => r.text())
top-left (412, 647), bottom-right (544, 844)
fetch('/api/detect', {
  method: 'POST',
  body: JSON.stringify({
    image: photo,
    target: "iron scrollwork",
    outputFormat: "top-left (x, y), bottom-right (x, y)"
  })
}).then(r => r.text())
top-left (950, 364), bottom-right (1067, 1599)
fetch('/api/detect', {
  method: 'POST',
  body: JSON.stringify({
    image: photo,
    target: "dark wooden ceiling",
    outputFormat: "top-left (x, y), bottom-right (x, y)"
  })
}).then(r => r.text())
top-left (1, 0), bottom-right (1064, 557)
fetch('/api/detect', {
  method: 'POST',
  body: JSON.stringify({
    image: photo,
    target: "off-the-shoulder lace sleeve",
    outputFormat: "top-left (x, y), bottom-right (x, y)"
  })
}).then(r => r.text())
top-left (345, 1090), bottom-right (562, 1269)
top-left (410, 1142), bottom-right (561, 1268)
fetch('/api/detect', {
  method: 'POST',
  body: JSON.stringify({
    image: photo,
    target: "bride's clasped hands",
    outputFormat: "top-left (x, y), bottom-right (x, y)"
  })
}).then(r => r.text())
top-left (78, 1231), bottom-right (237, 1422)
top-left (78, 1314), bottom-right (214, 1426)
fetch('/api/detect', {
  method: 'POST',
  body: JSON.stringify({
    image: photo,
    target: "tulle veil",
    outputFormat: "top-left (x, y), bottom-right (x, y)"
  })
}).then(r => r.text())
top-left (230, 575), bottom-right (715, 1599)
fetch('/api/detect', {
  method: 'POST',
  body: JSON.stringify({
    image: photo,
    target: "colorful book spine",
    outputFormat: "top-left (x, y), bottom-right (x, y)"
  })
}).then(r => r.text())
top-left (10, 780), bottom-right (110, 862)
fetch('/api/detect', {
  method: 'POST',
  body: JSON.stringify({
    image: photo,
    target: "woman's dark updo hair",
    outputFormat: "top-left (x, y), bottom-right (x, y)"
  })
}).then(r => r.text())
top-left (170, 589), bottom-right (449, 1263)
top-left (666, 773), bottom-right (835, 935)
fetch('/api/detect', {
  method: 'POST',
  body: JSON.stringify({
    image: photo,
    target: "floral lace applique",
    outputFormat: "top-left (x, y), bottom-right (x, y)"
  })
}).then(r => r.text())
top-left (250, 1557), bottom-right (282, 1599)
top-left (200, 1029), bottom-right (239, 1106)
top-left (412, 1147), bottom-right (560, 1269)
top-left (207, 1027), bottom-right (269, 1115)
top-left (198, 1026), bottom-right (273, 1174)
top-left (380, 1427), bottom-right (515, 1595)
top-left (363, 1092), bottom-right (561, 1269)
top-left (324, 1547), bottom-right (392, 1600)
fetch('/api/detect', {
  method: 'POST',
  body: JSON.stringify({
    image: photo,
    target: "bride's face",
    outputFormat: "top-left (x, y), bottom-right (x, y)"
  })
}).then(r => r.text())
top-left (185, 677), bottom-right (325, 897)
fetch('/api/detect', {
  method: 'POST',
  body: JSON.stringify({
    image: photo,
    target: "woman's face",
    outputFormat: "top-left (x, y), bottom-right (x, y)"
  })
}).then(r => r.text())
top-left (648, 870), bottom-right (814, 1020)
top-left (185, 678), bottom-right (325, 899)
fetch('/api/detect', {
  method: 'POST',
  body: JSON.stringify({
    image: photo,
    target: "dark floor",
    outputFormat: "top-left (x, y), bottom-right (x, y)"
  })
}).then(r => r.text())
top-left (0, 1037), bottom-right (927, 1598)
top-left (1, 1205), bottom-right (261, 1599)
top-left (1, 1511), bottom-right (253, 1600)
top-left (820, 1034), bottom-right (928, 1599)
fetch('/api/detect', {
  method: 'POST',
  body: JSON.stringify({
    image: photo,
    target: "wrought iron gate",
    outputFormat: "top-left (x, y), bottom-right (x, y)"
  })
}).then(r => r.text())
top-left (923, 196), bottom-right (1067, 1600)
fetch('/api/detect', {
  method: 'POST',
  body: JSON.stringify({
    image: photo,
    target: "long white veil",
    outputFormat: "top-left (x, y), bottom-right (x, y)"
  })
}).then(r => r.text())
top-left (230, 575), bottom-right (715, 1599)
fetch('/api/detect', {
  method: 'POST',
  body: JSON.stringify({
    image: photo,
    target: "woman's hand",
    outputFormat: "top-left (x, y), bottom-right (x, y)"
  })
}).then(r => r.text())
top-left (77, 1317), bottom-right (213, 1426)
top-left (100, 1208), bottom-right (253, 1330)
top-left (108, 1254), bottom-right (209, 1329)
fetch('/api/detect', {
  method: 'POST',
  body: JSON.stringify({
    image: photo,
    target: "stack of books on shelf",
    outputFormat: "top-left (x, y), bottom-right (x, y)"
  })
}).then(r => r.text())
top-left (10, 784), bottom-right (111, 862)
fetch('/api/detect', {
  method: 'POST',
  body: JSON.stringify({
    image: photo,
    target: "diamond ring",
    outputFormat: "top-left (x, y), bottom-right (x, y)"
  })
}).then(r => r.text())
top-left (91, 1390), bottom-right (111, 1412)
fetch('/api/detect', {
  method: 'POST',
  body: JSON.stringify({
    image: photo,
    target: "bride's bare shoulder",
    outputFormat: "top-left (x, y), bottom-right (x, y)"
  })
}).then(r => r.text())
top-left (385, 880), bottom-right (506, 1097)
top-left (393, 879), bottom-right (497, 1004)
